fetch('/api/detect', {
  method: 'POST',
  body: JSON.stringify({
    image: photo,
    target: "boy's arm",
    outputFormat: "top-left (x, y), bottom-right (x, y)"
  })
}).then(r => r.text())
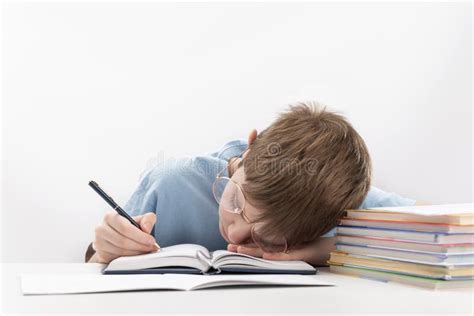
top-left (264, 236), bottom-right (337, 266)
top-left (360, 186), bottom-right (416, 209)
top-left (228, 236), bottom-right (336, 266)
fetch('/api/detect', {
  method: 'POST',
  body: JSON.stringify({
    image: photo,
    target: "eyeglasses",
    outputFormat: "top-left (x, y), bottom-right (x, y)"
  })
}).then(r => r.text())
top-left (212, 149), bottom-right (288, 253)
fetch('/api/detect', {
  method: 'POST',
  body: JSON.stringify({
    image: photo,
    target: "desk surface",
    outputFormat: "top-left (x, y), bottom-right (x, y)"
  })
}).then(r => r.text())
top-left (2, 263), bottom-right (473, 314)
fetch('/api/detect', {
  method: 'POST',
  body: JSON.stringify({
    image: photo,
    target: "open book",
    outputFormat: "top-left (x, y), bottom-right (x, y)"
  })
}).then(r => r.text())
top-left (104, 244), bottom-right (317, 275)
top-left (21, 273), bottom-right (331, 295)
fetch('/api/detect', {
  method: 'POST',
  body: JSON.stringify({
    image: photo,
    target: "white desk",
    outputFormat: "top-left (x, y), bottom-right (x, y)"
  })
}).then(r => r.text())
top-left (2, 263), bottom-right (473, 314)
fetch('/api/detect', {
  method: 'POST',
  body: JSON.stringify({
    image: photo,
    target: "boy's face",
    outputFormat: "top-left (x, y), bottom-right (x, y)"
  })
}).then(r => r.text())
top-left (218, 162), bottom-right (264, 247)
top-left (218, 128), bottom-right (286, 251)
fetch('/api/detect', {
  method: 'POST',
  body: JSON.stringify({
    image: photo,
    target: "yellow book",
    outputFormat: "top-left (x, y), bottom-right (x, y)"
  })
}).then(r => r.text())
top-left (329, 265), bottom-right (474, 290)
top-left (329, 251), bottom-right (474, 280)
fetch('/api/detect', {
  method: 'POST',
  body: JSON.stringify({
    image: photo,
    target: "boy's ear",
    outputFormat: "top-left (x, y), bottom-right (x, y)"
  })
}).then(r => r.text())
top-left (247, 129), bottom-right (258, 146)
top-left (243, 129), bottom-right (257, 159)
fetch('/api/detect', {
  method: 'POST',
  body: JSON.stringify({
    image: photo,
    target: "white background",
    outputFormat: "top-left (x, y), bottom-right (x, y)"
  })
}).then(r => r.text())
top-left (2, 2), bottom-right (472, 262)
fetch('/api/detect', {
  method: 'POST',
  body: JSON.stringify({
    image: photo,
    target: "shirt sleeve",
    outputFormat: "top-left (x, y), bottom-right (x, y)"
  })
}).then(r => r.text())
top-left (321, 186), bottom-right (416, 238)
top-left (209, 139), bottom-right (248, 161)
top-left (123, 168), bottom-right (159, 218)
top-left (359, 186), bottom-right (416, 209)
top-left (122, 155), bottom-right (228, 249)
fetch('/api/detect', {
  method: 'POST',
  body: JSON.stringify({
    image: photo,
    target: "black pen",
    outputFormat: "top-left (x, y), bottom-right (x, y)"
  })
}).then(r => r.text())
top-left (88, 180), bottom-right (160, 249)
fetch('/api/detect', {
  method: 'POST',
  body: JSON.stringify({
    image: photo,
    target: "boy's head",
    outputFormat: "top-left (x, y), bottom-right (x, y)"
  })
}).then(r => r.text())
top-left (218, 102), bottom-right (371, 250)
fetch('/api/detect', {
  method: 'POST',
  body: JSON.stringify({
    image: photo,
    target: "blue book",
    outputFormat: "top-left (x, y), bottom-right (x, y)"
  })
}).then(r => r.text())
top-left (103, 244), bottom-right (317, 275)
top-left (336, 225), bottom-right (474, 243)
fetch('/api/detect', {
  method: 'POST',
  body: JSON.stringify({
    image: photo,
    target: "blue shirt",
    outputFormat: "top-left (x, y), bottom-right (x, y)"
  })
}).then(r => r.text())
top-left (124, 139), bottom-right (416, 251)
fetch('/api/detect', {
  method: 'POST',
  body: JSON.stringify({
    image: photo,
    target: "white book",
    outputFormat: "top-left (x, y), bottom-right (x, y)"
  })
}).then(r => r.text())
top-left (21, 274), bottom-right (332, 295)
top-left (104, 244), bottom-right (316, 275)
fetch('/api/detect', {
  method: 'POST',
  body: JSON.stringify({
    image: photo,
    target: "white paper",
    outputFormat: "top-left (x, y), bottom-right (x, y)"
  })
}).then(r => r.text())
top-left (21, 273), bottom-right (333, 295)
top-left (368, 203), bottom-right (473, 216)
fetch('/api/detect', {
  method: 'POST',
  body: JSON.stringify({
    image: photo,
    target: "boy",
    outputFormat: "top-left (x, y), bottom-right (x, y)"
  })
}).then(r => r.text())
top-left (86, 102), bottom-right (416, 265)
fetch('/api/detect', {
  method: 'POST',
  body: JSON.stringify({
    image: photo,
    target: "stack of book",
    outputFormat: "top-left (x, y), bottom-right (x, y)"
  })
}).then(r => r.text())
top-left (328, 203), bottom-right (474, 289)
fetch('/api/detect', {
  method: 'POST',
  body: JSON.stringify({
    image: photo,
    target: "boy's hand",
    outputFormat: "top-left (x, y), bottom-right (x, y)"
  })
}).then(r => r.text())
top-left (227, 236), bottom-right (336, 266)
top-left (89, 211), bottom-right (159, 263)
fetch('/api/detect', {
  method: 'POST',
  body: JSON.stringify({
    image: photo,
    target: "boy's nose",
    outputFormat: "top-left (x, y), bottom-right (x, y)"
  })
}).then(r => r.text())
top-left (227, 224), bottom-right (251, 245)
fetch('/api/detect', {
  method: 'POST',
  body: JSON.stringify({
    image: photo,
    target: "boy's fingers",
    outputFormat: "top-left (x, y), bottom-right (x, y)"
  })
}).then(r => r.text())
top-left (262, 252), bottom-right (291, 261)
top-left (236, 245), bottom-right (264, 258)
top-left (263, 249), bottom-right (307, 262)
top-left (227, 244), bottom-right (238, 252)
top-left (95, 238), bottom-right (155, 257)
top-left (135, 212), bottom-right (157, 234)
top-left (101, 223), bottom-right (157, 252)
top-left (108, 214), bottom-right (156, 246)
top-left (95, 249), bottom-right (116, 264)
top-left (228, 242), bottom-right (256, 252)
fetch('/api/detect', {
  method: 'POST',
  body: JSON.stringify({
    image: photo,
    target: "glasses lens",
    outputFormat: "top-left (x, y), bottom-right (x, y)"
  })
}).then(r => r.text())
top-left (212, 177), bottom-right (228, 204)
top-left (251, 222), bottom-right (288, 253)
top-left (213, 178), bottom-right (245, 214)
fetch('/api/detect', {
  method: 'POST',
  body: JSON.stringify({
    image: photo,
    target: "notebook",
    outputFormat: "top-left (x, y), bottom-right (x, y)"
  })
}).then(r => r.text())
top-left (103, 244), bottom-right (317, 275)
top-left (21, 273), bottom-right (332, 295)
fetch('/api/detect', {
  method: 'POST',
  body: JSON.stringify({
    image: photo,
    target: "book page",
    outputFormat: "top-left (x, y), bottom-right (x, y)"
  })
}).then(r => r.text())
top-left (210, 250), bottom-right (315, 272)
top-left (105, 244), bottom-right (211, 272)
top-left (366, 204), bottom-right (474, 216)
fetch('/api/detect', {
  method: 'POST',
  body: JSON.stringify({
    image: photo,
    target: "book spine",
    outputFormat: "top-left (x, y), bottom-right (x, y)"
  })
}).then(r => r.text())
top-left (196, 250), bottom-right (213, 273)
